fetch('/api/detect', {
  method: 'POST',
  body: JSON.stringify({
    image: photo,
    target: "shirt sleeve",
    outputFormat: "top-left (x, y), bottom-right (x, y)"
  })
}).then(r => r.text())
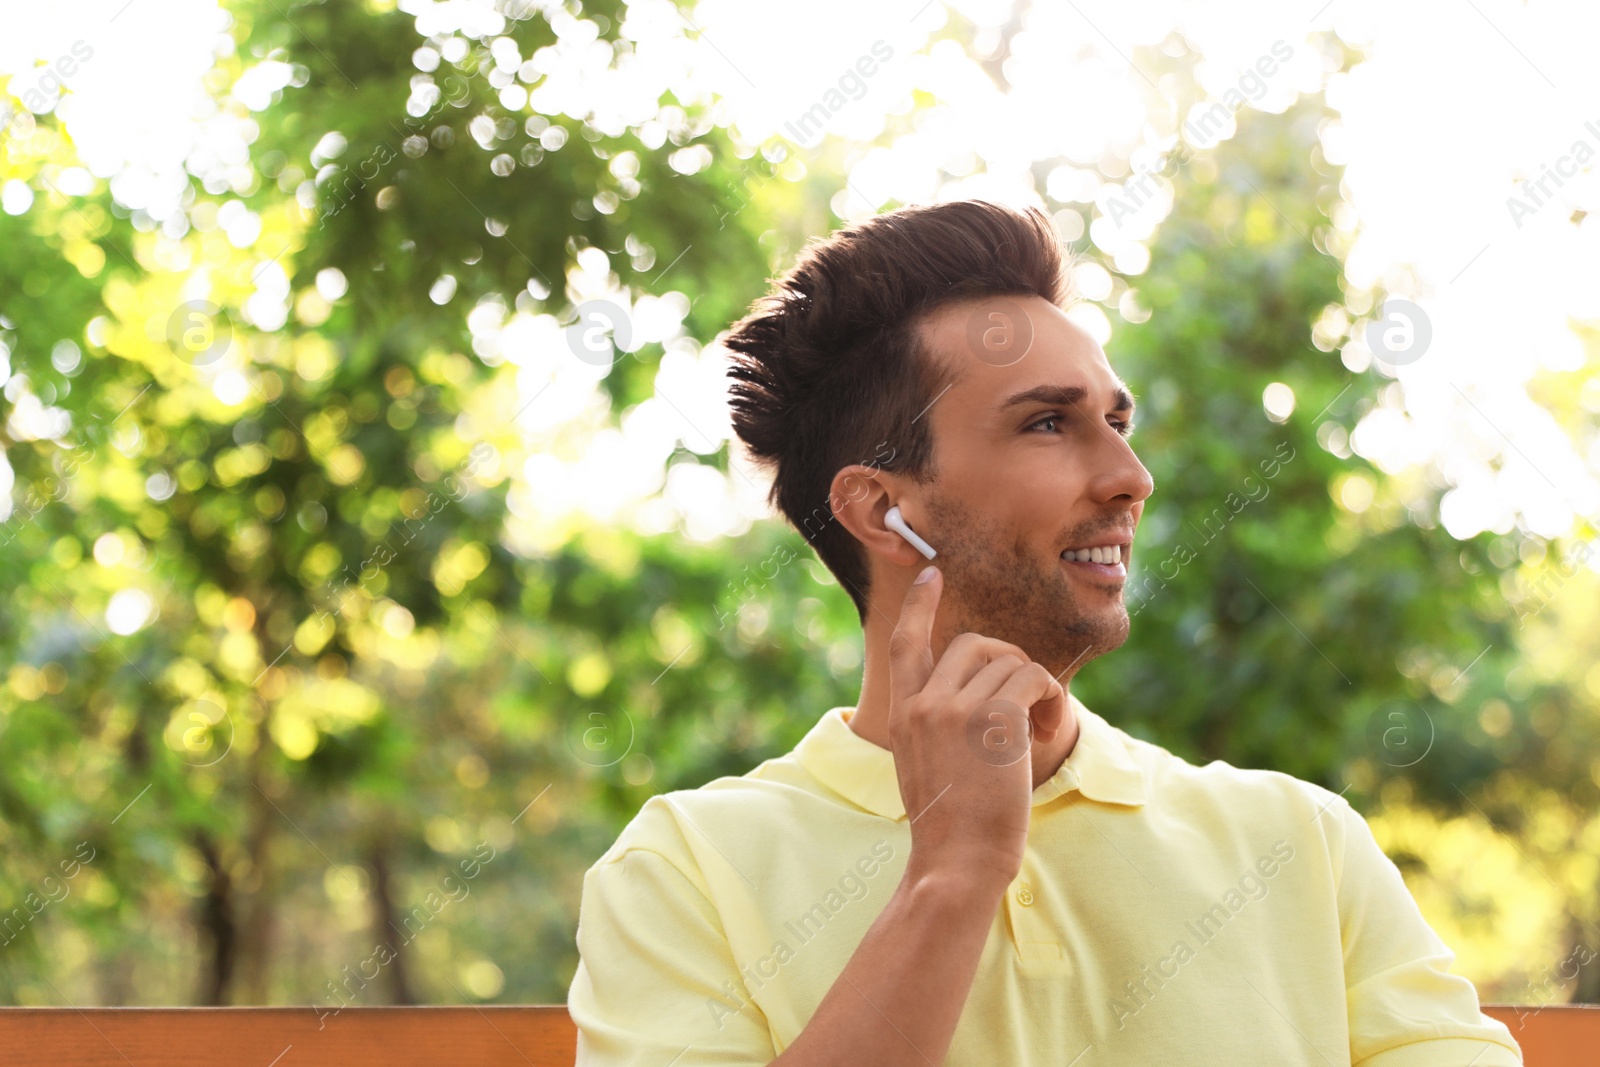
top-left (1331, 796), bottom-right (1524, 1067)
top-left (568, 844), bottom-right (777, 1066)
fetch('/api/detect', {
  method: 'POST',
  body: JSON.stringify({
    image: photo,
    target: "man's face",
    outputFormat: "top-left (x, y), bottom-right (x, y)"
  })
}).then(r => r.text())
top-left (913, 294), bottom-right (1154, 677)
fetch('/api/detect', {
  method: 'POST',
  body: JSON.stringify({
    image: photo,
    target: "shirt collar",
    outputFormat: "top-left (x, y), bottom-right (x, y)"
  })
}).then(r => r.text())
top-left (793, 694), bottom-right (1148, 821)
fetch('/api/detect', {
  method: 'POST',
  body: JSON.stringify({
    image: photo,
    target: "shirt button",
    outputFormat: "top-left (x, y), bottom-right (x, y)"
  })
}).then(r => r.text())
top-left (1016, 883), bottom-right (1035, 906)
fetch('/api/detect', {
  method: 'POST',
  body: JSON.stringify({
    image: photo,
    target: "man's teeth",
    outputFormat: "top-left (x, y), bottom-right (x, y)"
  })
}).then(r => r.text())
top-left (1063, 545), bottom-right (1123, 564)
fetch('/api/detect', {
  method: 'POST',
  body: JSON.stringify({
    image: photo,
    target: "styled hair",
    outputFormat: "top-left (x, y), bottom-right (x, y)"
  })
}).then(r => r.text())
top-left (724, 199), bottom-right (1073, 621)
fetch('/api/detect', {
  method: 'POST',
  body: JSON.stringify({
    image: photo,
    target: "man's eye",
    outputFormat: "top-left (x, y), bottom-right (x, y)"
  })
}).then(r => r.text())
top-left (1027, 415), bottom-right (1134, 436)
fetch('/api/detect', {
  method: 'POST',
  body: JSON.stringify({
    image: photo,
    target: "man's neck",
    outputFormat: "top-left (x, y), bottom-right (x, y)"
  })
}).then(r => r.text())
top-left (848, 612), bottom-right (1082, 792)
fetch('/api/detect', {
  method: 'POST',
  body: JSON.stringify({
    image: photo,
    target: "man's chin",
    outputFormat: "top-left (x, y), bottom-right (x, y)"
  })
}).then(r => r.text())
top-left (1044, 604), bottom-right (1129, 670)
top-left (940, 566), bottom-right (1128, 669)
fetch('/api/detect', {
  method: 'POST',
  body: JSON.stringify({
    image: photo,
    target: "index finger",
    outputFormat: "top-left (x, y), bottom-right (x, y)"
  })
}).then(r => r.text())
top-left (888, 565), bottom-right (941, 701)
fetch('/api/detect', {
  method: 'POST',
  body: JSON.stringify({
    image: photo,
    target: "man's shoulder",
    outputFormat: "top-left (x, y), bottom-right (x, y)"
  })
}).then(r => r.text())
top-left (586, 748), bottom-right (818, 877)
top-left (1115, 723), bottom-right (1353, 826)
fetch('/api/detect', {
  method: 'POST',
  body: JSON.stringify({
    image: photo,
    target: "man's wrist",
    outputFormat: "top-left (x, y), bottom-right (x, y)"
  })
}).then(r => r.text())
top-left (902, 855), bottom-right (1013, 909)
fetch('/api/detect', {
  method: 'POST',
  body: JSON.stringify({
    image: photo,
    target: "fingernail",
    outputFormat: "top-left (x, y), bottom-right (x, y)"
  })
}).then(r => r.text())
top-left (914, 565), bottom-right (937, 585)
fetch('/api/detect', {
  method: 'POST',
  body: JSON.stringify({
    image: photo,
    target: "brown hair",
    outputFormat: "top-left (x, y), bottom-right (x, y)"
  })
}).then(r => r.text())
top-left (725, 199), bottom-right (1072, 621)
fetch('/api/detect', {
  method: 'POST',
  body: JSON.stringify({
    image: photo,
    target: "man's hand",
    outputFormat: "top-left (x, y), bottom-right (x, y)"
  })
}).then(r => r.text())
top-left (887, 565), bottom-right (1071, 889)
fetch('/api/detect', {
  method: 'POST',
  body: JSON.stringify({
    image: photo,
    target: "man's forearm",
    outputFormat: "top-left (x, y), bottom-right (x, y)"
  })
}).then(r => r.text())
top-left (774, 864), bottom-right (1005, 1066)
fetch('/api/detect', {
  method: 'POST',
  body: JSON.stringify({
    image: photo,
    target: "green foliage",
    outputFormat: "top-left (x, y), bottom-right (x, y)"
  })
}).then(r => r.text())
top-left (1, 2), bottom-right (1594, 1011)
top-left (1087, 101), bottom-right (1512, 797)
top-left (0, 0), bottom-right (779, 1005)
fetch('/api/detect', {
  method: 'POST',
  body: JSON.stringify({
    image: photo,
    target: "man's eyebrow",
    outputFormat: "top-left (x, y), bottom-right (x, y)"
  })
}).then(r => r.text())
top-left (999, 383), bottom-right (1137, 413)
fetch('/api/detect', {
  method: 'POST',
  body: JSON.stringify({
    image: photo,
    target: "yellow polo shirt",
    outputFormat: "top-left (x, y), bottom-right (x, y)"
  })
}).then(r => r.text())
top-left (568, 698), bottom-right (1521, 1066)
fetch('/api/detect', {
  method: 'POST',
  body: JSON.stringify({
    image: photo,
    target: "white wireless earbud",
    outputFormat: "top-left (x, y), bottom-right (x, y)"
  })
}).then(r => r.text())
top-left (884, 505), bottom-right (937, 560)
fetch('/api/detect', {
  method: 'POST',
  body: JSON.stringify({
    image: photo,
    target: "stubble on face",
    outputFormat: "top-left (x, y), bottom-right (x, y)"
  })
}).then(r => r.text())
top-left (923, 489), bottom-right (1129, 678)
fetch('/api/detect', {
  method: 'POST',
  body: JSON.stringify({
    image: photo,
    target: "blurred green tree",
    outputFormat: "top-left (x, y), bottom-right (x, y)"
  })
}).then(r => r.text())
top-left (1, 0), bottom-right (1594, 1012)
top-left (0, 0), bottom-right (775, 1005)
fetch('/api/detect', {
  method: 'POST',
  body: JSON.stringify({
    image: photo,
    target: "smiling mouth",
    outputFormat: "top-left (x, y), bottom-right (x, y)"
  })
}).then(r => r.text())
top-left (1059, 540), bottom-right (1131, 579)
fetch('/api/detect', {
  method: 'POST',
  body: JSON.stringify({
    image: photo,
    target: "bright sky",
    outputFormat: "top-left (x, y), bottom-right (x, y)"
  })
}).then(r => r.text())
top-left (4, 0), bottom-right (1598, 557)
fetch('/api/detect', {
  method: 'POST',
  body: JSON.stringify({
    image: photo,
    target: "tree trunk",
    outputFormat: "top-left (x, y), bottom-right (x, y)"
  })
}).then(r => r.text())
top-left (1572, 916), bottom-right (1600, 1004)
top-left (235, 747), bottom-right (277, 1004)
top-left (369, 844), bottom-right (414, 1004)
top-left (194, 832), bottom-right (236, 1005)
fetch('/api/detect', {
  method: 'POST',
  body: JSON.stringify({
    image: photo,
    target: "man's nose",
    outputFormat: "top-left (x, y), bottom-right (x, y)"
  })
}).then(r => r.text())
top-left (1084, 422), bottom-right (1154, 504)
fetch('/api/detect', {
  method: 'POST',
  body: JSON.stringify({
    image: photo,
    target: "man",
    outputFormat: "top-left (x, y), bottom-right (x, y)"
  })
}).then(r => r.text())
top-left (567, 200), bottom-right (1522, 1065)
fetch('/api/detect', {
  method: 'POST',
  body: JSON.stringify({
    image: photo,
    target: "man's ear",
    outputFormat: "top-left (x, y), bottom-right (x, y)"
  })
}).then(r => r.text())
top-left (828, 465), bottom-right (929, 570)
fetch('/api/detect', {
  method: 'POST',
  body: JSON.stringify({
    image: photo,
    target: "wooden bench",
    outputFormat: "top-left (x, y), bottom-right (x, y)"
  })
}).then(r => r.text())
top-left (0, 1004), bottom-right (1592, 1064)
